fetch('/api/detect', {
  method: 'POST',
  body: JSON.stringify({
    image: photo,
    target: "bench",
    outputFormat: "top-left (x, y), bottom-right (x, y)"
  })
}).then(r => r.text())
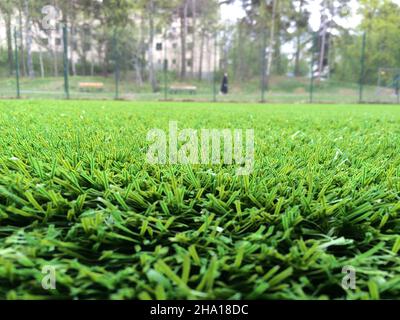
top-left (79, 82), bottom-right (104, 92)
top-left (169, 84), bottom-right (197, 95)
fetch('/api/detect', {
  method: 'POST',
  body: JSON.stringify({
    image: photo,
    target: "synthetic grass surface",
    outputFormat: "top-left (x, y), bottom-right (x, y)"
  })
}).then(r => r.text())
top-left (0, 100), bottom-right (399, 299)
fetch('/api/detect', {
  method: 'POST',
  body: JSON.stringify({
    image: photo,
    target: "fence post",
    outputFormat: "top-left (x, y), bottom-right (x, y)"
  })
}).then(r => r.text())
top-left (62, 24), bottom-right (70, 99)
top-left (358, 32), bottom-right (366, 103)
top-left (13, 27), bottom-right (20, 99)
top-left (113, 30), bottom-right (119, 100)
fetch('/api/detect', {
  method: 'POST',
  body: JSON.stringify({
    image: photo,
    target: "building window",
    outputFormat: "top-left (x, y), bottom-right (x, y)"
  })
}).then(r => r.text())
top-left (42, 38), bottom-right (48, 46)
top-left (172, 59), bottom-right (176, 65)
top-left (156, 43), bottom-right (162, 51)
top-left (188, 26), bottom-right (194, 34)
top-left (187, 59), bottom-right (192, 67)
top-left (172, 43), bottom-right (177, 49)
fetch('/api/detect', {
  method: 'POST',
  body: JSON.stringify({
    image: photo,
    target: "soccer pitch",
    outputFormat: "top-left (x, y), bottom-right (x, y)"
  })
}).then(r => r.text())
top-left (0, 100), bottom-right (399, 299)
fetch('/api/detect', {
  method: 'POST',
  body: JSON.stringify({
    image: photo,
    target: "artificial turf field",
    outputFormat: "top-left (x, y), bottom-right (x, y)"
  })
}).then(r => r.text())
top-left (0, 100), bottom-right (399, 300)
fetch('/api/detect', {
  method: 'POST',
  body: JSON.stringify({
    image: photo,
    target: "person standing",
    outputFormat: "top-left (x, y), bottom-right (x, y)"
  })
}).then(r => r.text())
top-left (220, 72), bottom-right (228, 95)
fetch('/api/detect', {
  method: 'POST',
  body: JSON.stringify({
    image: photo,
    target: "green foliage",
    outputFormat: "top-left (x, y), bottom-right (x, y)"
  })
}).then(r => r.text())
top-left (334, 0), bottom-right (400, 85)
top-left (0, 100), bottom-right (399, 300)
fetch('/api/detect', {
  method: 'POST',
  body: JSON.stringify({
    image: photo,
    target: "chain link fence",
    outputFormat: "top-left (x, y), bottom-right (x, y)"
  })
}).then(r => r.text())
top-left (0, 24), bottom-right (397, 105)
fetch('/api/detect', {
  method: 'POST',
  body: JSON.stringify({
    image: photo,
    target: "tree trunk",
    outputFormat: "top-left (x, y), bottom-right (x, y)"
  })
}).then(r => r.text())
top-left (70, 26), bottom-right (77, 76)
top-left (70, 31), bottom-right (77, 76)
top-left (148, 0), bottom-right (157, 91)
top-left (318, 20), bottom-right (327, 82)
top-left (133, 54), bottom-right (143, 86)
top-left (68, 0), bottom-right (77, 76)
top-left (139, 15), bottom-right (146, 83)
top-left (206, 36), bottom-right (210, 77)
top-left (318, 26), bottom-right (327, 82)
top-left (90, 60), bottom-right (94, 76)
top-left (48, 31), bottom-right (59, 77)
top-left (237, 23), bottom-right (244, 81)
top-left (90, 0), bottom-right (94, 76)
top-left (102, 33), bottom-right (109, 77)
top-left (191, 0), bottom-right (196, 78)
top-left (24, 0), bottom-right (34, 78)
top-left (198, 28), bottom-right (205, 81)
top-left (273, 22), bottom-right (282, 74)
top-left (180, 1), bottom-right (188, 80)
top-left (221, 31), bottom-right (228, 71)
top-left (18, 6), bottom-right (26, 77)
top-left (294, 0), bottom-right (304, 77)
top-left (81, 37), bottom-right (87, 76)
top-left (294, 33), bottom-right (301, 76)
top-left (318, 1), bottom-right (329, 83)
top-left (39, 47), bottom-right (45, 78)
top-left (97, 41), bottom-right (103, 77)
top-left (4, 14), bottom-right (13, 76)
top-left (103, 48), bottom-right (109, 77)
top-left (265, 0), bottom-right (277, 88)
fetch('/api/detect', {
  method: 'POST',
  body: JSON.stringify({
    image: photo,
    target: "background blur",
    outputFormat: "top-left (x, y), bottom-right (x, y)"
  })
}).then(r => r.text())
top-left (0, 0), bottom-right (399, 104)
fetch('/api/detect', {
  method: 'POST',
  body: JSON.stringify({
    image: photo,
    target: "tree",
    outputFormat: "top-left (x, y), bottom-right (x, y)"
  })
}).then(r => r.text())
top-left (314, 0), bottom-right (351, 81)
top-left (24, 0), bottom-right (34, 78)
top-left (179, 0), bottom-right (189, 79)
top-left (195, 0), bottom-right (219, 80)
top-left (135, 0), bottom-right (179, 90)
top-left (144, 0), bottom-right (158, 90)
top-left (265, 0), bottom-right (277, 87)
top-left (0, 0), bottom-right (15, 75)
top-left (190, 0), bottom-right (196, 77)
top-left (17, 0), bottom-right (26, 77)
top-left (335, 0), bottom-right (400, 84)
top-left (27, 0), bottom-right (58, 77)
top-left (237, 0), bottom-right (293, 85)
top-left (291, 0), bottom-right (310, 76)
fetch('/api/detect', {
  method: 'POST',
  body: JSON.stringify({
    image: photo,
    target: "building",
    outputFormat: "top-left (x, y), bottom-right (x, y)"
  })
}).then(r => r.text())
top-left (0, 7), bottom-right (220, 79)
top-left (151, 16), bottom-right (220, 79)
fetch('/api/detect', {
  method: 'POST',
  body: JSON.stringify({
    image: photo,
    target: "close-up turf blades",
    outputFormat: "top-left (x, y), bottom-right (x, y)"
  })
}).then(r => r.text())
top-left (0, 100), bottom-right (399, 300)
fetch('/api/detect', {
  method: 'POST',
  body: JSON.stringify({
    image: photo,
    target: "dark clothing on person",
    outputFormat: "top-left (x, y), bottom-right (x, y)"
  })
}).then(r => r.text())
top-left (221, 75), bottom-right (228, 94)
